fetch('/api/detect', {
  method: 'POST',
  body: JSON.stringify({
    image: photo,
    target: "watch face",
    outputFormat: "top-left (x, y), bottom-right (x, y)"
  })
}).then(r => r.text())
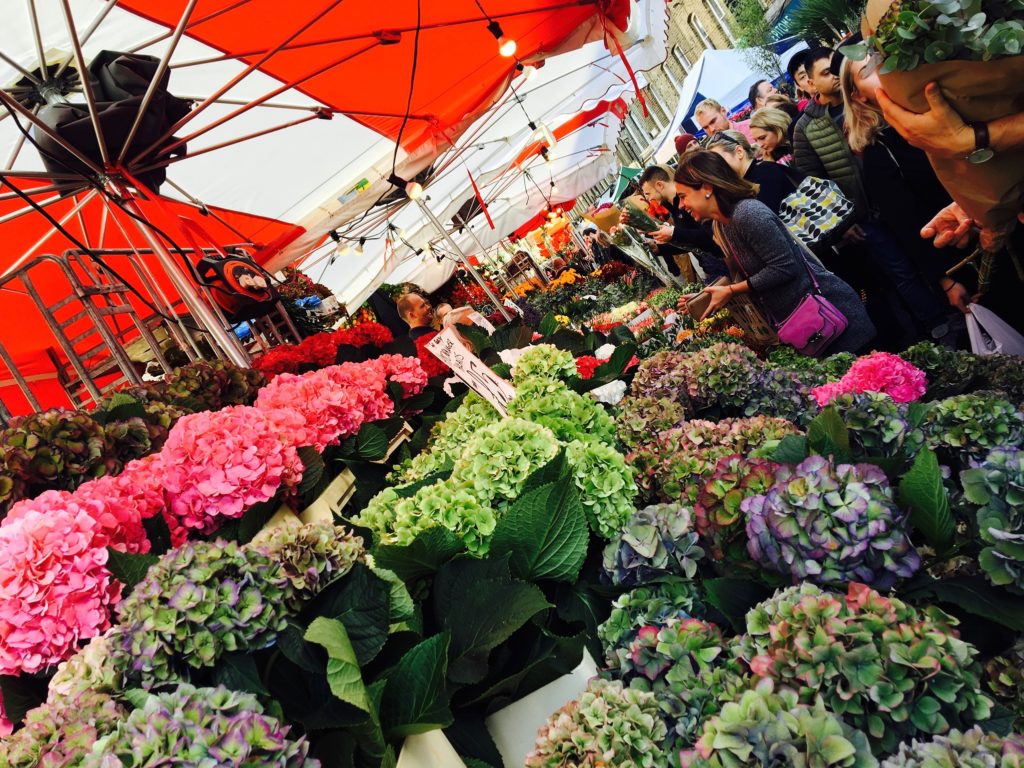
top-left (968, 147), bottom-right (995, 164)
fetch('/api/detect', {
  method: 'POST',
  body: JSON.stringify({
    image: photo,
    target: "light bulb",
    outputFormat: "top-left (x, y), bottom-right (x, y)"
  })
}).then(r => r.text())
top-left (539, 123), bottom-right (557, 149)
top-left (498, 36), bottom-right (517, 57)
top-left (355, 238), bottom-right (365, 255)
top-left (405, 181), bottom-right (423, 200)
top-left (423, 243), bottom-right (433, 257)
top-left (337, 243), bottom-right (351, 257)
top-left (521, 64), bottom-right (538, 82)
top-left (550, 182), bottom-right (558, 195)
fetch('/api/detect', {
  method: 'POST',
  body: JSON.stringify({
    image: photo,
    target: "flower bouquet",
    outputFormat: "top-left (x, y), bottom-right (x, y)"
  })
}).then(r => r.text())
top-left (853, 0), bottom-right (1024, 240)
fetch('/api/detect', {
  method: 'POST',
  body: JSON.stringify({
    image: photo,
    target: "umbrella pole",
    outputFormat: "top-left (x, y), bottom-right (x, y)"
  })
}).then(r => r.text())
top-left (111, 182), bottom-right (251, 368)
top-left (415, 199), bottom-right (511, 321)
top-left (462, 225), bottom-right (516, 296)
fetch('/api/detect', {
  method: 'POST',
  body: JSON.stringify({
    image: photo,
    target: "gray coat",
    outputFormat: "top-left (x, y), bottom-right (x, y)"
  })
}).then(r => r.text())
top-left (719, 199), bottom-right (876, 355)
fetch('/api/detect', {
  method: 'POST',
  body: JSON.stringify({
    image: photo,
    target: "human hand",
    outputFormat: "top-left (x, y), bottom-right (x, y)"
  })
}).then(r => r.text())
top-left (876, 83), bottom-right (973, 159)
top-left (619, 209), bottom-right (632, 226)
top-left (840, 224), bottom-right (866, 244)
top-left (941, 279), bottom-right (971, 313)
top-left (700, 285), bottom-right (734, 320)
top-left (921, 202), bottom-right (974, 248)
top-left (651, 224), bottom-right (674, 244)
top-left (677, 294), bottom-right (696, 312)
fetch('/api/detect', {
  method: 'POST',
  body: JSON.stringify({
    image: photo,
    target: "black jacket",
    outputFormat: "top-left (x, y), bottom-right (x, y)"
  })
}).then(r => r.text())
top-left (744, 160), bottom-right (803, 214)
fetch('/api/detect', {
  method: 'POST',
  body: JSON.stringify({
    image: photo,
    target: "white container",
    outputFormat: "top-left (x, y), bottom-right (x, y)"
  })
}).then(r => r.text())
top-left (484, 652), bottom-right (598, 768)
top-left (397, 731), bottom-right (467, 768)
top-left (300, 468), bottom-right (357, 524)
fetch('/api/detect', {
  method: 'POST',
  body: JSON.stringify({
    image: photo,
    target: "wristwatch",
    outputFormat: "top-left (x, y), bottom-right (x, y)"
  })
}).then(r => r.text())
top-left (967, 121), bottom-right (994, 164)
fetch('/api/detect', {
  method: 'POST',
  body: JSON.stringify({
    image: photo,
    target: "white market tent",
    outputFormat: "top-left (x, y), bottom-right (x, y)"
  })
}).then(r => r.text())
top-left (650, 39), bottom-right (809, 163)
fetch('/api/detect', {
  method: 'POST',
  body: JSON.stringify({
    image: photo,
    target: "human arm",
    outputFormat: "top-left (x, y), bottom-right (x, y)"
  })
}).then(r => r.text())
top-left (698, 280), bottom-right (750, 320)
top-left (920, 201), bottom-right (975, 248)
top-left (876, 83), bottom-right (1024, 158)
top-left (726, 202), bottom-right (802, 294)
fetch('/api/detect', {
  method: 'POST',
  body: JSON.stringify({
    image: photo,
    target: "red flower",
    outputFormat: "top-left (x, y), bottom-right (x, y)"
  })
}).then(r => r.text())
top-left (414, 331), bottom-right (451, 378)
top-left (575, 355), bottom-right (600, 380)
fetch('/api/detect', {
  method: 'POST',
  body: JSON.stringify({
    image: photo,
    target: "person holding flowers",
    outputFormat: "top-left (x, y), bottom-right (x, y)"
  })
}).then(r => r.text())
top-left (673, 150), bottom-right (875, 356)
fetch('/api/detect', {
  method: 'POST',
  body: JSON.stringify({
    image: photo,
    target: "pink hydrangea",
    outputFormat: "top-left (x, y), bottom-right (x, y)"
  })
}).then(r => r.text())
top-left (0, 506), bottom-right (121, 675)
top-left (811, 352), bottom-right (927, 406)
top-left (5, 488), bottom-right (149, 555)
top-left (159, 405), bottom-right (304, 534)
top-left (370, 354), bottom-right (428, 395)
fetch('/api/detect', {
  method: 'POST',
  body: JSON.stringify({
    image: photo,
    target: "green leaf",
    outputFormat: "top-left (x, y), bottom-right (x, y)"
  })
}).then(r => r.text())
top-left (704, 577), bottom-right (773, 634)
top-left (444, 714), bottom-right (504, 768)
top-left (520, 449), bottom-right (571, 494)
top-left (491, 320), bottom-right (533, 352)
top-left (459, 326), bottom-right (493, 356)
top-left (305, 617), bottom-right (370, 713)
top-left (771, 434), bottom-right (810, 464)
top-left (373, 566), bottom-right (417, 626)
top-left (277, 622), bottom-right (322, 673)
top-left (305, 563), bottom-right (391, 665)
top-left (549, 328), bottom-right (588, 356)
top-left (608, 325), bottom-right (636, 345)
top-left (372, 526), bottom-right (465, 583)
top-left (0, 674), bottom-right (47, 724)
top-left (899, 447), bottom-right (954, 552)
top-left (237, 499), bottom-right (281, 544)
top-left (356, 424), bottom-right (389, 461)
top-left (592, 342), bottom-right (637, 380)
top-left (433, 557), bottom-right (551, 684)
top-left (807, 407), bottom-right (851, 461)
top-left (380, 633), bottom-right (453, 738)
top-left (489, 480), bottom-right (588, 583)
top-left (214, 652), bottom-right (270, 695)
top-left (106, 547), bottom-right (158, 592)
top-left (538, 313), bottom-right (559, 337)
top-left (839, 42), bottom-right (869, 59)
top-left (902, 575), bottom-right (1024, 631)
top-left (141, 512), bottom-right (173, 555)
top-left (298, 446), bottom-right (326, 494)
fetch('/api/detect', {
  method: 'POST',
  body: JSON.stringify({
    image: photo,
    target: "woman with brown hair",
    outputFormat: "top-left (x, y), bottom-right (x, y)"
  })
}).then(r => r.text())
top-left (675, 151), bottom-right (876, 355)
top-left (705, 130), bottom-right (803, 214)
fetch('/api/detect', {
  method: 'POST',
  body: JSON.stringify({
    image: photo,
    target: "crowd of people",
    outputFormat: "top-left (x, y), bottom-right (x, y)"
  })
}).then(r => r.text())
top-left (585, 42), bottom-right (1023, 357)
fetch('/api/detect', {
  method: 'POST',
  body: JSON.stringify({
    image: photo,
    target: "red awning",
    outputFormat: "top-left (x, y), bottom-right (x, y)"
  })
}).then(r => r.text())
top-left (512, 198), bottom-right (576, 239)
top-left (512, 98), bottom-right (626, 168)
top-left (0, 177), bottom-right (302, 414)
top-left (118, 0), bottom-right (631, 154)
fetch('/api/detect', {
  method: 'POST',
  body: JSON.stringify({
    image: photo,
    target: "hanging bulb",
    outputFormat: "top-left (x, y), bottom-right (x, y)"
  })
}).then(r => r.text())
top-left (550, 181), bottom-right (558, 195)
top-left (538, 122), bottom-right (557, 149)
top-left (336, 243), bottom-right (351, 257)
top-left (487, 20), bottom-right (516, 57)
top-left (405, 181), bottom-right (424, 200)
top-left (522, 64), bottom-right (538, 82)
top-left (355, 237), bottom-right (365, 255)
top-left (423, 243), bottom-right (433, 257)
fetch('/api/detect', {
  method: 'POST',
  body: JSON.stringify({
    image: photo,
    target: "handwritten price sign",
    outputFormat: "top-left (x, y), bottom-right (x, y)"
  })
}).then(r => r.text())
top-left (426, 327), bottom-right (517, 415)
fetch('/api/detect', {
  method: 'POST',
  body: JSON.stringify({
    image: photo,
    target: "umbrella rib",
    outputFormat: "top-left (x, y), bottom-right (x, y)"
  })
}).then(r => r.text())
top-left (1, 188), bottom-right (97, 278)
top-left (0, 182), bottom-right (74, 202)
top-left (58, 0), bottom-right (111, 166)
top-left (128, 0), bottom-right (348, 167)
top-left (4, 105), bottom-right (39, 170)
top-left (53, 0), bottom-right (119, 79)
top-left (0, 89), bottom-right (104, 175)
top-left (125, 0), bottom-right (257, 56)
top-left (0, 50), bottom-right (44, 86)
top-left (118, 0), bottom-right (201, 165)
top-left (23, 0), bottom-right (49, 81)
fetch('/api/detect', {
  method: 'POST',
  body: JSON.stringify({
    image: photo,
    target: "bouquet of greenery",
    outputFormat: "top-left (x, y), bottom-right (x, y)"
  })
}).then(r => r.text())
top-left (851, 0), bottom-right (1024, 240)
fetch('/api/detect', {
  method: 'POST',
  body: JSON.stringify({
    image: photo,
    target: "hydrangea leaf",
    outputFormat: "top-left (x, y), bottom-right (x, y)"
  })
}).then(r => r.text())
top-left (304, 617), bottom-right (370, 713)
top-left (704, 577), bottom-right (773, 634)
top-left (807, 407), bottom-right (852, 461)
top-left (593, 342), bottom-right (637, 380)
top-left (213, 652), bottom-right (270, 696)
top-left (898, 447), bottom-right (954, 553)
top-left (105, 547), bottom-right (159, 592)
top-left (902, 574), bottom-right (1024, 631)
top-left (306, 562), bottom-right (390, 666)
top-left (771, 434), bottom-right (810, 464)
top-left (356, 424), bottom-right (390, 462)
top-left (371, 526), bottom-right (464, 584)
top-left (380, 632), bottom-right (453, 738)
top-left (488, 479), bottom-right (588, 583)
top-left (538, 313), bottom-right (559, 337)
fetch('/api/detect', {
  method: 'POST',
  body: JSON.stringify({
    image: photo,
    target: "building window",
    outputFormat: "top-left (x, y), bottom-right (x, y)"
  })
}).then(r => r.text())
top-left (664, 61), bottom-right (684, 93)
top-left (672, 45), bottom-right (692, 73)
top-left (705, 0), bottom-right (736, 43)
top-left (689, 15), bottom-right (715, 50)
top-left (645, 88), bottom-right (671, 129)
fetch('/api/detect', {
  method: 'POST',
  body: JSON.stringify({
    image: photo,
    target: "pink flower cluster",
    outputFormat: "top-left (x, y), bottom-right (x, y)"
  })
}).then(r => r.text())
top-left (0, 505), bottom-right (121, 675)
top-left (811, 352), bottom-right (927, 406)
top-left (160, 405), bottom-right (304, 534)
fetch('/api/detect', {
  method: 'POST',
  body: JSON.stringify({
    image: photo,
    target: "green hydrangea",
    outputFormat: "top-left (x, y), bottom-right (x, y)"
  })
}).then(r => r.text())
top-left (1, 409), bottom-right (107, 496)
top-left (598, 580), bottom-right (707, 670)
top-left (680, 342), bottom-right (765, 414)
top-left (901, 342), bottom-right (978, 399)
top-left (961, 448), bottom-right (1024, 591)
top-left (602, 503), bottom-right (703, 586)
top-left (389, 393), bottom-right (498, 483)
top-left (687, 679), bottom-right (877, 768)
top-left (255, 522), bottom-right (366, 606)
top-left (509, 380), bottom-right (617, 446)
top-left (615, 396), bottom-right (686, 450)
top-left (831, 391), bottom-right (912, 459)
top-left (525, 679), bottom-right (667, 768)
top-left (85, 684), bottom-right (316, 767)
top-left (111, 540), bottom-right (294, 686)
top-left (881, 727), bottom-right (1024, 767)
top-left (512, 344), bottom-right (577, 384)
top-left (354, 478), bottom-right (497, 555)
top-left (984, 640), bottom-right (1024, 729)
top-left (631, 350), bottom-right (690, 402)
top-left (0, 691), bottom-right (125, 768)
top-left (978, 354), bottom-right (1024, 408)
top-left (918, 394), bottom-right (1024, 468)
top-left (451, 418), bottom-right (559, 507)
top-left (737, 583), bottom-right (993, 755)
top-left (743, 369), bottom-right (817, 427)
top-left (566, 438), bottom-right (636, 539)
top-left (47, 629), bottom-right (122, 703)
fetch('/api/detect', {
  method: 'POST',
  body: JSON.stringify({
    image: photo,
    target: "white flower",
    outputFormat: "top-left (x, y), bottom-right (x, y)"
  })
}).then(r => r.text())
top-left (589, 380), bottom-right (627, 405)
top-left (594, 344), bottom-right (616, 361)
top-left (498, 345), bottom-right (533, 371)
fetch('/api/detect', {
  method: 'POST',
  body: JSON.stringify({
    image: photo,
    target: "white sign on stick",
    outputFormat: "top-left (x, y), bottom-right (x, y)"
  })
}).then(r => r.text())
top-left (426, 327), bottom-right (517, 415)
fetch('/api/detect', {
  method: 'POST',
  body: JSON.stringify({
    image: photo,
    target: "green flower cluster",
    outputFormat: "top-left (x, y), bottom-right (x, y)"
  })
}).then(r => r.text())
top-left (680, 342), bottom-right (764, 413)
top-left (509, 380), bottom-right (617, 446)
top-left (694, 456), bottom-right (782, 562)
top-left (111, 540), bottom-right (294, 685)
top-left (255, 522), bottom-right (366, 606)
top-left (47, 629), bottom-right (121, 703)
top-left (917, 393), bottom-right (1024, 468)
top-left (390, 393), bottom-right (498, 483)
top-left (881, 727), bottom-right (1024, 767)
top-left (512, 344), bottom-right (577, 384)
top-left (742, 369), bottom-right (817, 427)
top-left (0, 691), bottom-right (125, 768)
top-left (85, 684), bottom-right (316, 767)
top-left (146, 359), bottom-right (266, 412)
top-left (566, 438), bottom-right (636, 539)
top-left (525, 678), bottom-right (667, 768)
top-left (631, 350), bottom-right (690, 402)
top-left (602, 503), bottom-right (703, 586)
top-left (961, 448), bottom-right (1024, 592)
top-left (687, 679), bottom-right (876, 768)
top-left (900, 342), bottom-right (978, 399)
top-left (738, 583), bottom-right (993, 755)
top-left (765, 348), bottom-right (855, 385)
top-left (451, 419), bottom-right (560, 506)
top-left (615, 396), bottom-right (686, 451)
top-left (832, 392), bottom-right (913, 460)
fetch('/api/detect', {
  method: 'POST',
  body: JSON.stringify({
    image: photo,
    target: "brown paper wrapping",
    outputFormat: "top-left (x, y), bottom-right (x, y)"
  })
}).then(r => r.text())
top-left (864, 0), bottom-right (1024, 232)
top-left (584, 205), bottom-right (622, 233)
